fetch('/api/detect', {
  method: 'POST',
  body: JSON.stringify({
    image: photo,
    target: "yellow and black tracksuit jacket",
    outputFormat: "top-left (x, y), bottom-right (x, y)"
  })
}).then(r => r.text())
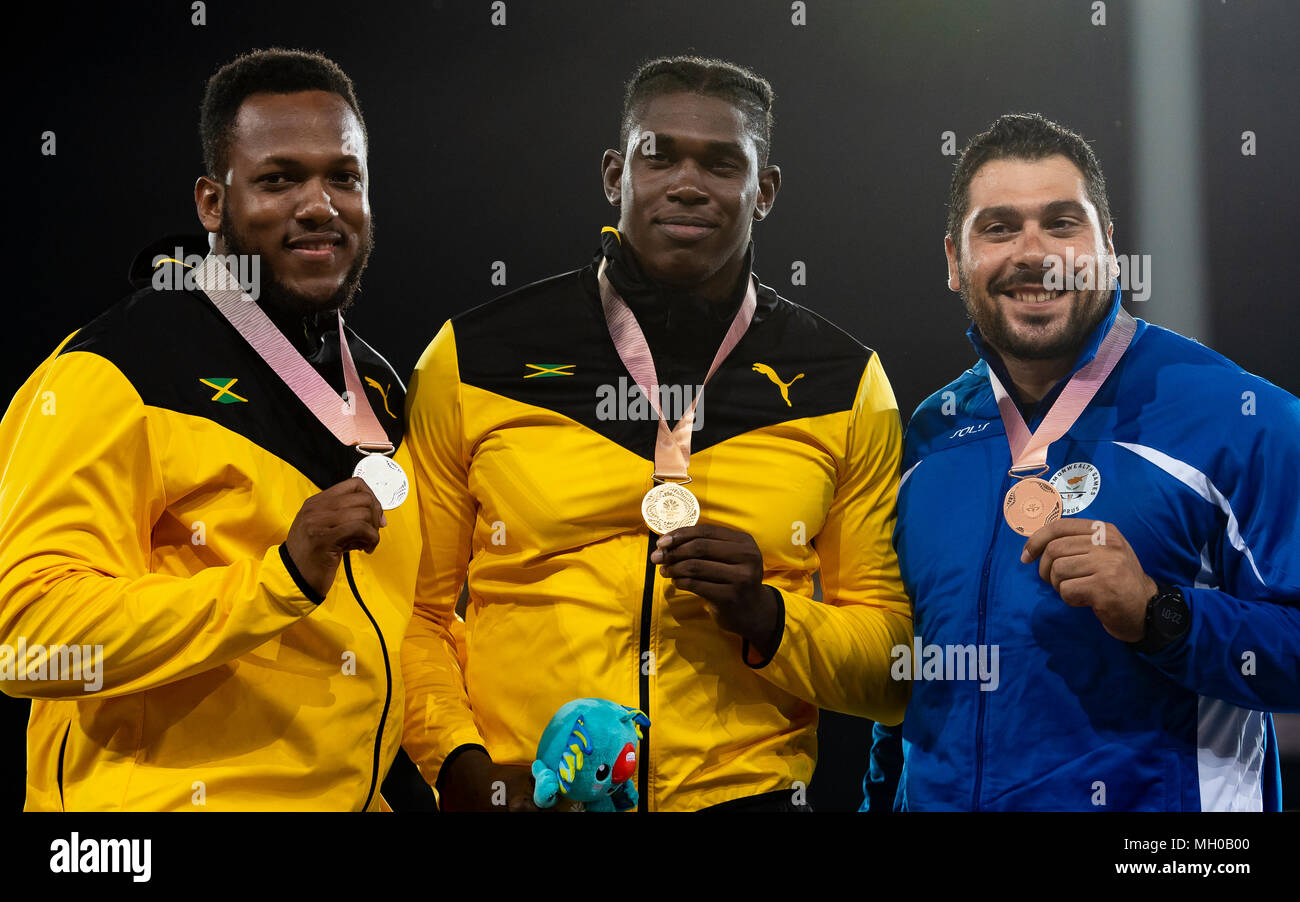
top-left (402, 246), bottom-right (912, 811)
top-left (0, 252), bottom-right (419, 810)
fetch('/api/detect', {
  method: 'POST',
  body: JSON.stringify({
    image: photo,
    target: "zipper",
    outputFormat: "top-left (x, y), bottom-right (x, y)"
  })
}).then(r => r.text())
top-left (637, 535), bottom-right (655, 813)
top-left (56, 722), bottom-right (71, 811)
top-left (970, 477), bottom-right (1007, 812)
top-left (344, 553), bottom-right (393, 812)
top-left (972, 401), bottom-right (1053, 809)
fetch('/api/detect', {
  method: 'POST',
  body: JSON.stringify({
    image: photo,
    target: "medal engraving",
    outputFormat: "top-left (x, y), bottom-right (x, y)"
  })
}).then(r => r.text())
top-left (641, 482), bottom-right (700, 535)
top-left (1003, 477), bottom-right (1062, 536)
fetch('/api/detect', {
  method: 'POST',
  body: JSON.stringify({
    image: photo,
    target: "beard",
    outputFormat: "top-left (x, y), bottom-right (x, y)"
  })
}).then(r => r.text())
top-left (959, 263), bottom-right (1112, 362)
top-left (219, 205), bottom-right (374, 318)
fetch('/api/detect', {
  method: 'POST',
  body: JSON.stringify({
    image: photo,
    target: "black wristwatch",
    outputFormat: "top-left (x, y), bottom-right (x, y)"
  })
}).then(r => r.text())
top-left (1128, 584), bottom-right (1190, 655)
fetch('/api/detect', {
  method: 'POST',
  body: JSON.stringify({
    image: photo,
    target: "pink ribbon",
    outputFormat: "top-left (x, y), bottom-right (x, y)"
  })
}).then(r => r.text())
top-left (194, 254), bottom-right (391, 451)
top-left (597, 257), bottom-right (756, 481)
top-left (987, 307), bottom-right (1136, 475)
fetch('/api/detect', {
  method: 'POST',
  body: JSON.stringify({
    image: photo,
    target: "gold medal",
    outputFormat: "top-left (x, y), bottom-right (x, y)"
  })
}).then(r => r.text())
top-left (1002, 477), bottom-right (1062, 536)
top-left (641, 481), bottom-right (700, 535)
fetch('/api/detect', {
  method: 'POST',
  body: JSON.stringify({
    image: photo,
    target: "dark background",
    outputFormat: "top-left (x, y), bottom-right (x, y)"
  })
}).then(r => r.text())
top-left (6, 0), bottom-right (1297, 811)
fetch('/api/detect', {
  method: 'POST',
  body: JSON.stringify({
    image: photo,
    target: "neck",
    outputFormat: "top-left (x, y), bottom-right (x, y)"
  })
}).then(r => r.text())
top-left (692, 248), bottom-right (748, 303)
top-left (625, 241), bottom-right (748, 304)
top-left (997, 352), bottom-right (1074, 406)
top-left (261, 295), bottom-right (327, 358)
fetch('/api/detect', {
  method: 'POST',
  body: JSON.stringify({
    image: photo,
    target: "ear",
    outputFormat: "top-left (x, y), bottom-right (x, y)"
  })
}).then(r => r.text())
top-left (945, 234), bottom-right (961, 293)
top-left (601, 149), bottom-right (625, 207)
top-left (623, 707), bottom-right (650, 728)
top-left (1104, 223), bottom-right (1119, 284)
top-left (753, 165), bottom-right (781, 222)
top-left (567, 715), bottom-right (592, 753)
top-left (195, 175), bottom-right (224, 238)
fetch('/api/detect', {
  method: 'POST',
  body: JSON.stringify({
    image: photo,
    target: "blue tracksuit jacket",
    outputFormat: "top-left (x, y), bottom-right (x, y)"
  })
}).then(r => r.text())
top-left (865, 289), bottom-right (1300, 811)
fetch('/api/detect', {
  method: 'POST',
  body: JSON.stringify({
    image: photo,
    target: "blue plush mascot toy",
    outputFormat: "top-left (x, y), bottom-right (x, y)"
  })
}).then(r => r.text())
top-left (531, 699), bottom-right (650, 811)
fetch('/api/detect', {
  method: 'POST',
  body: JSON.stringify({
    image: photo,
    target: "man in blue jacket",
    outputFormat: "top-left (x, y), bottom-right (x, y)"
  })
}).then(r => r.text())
top-left (865, 113), bottom-right (1300, 811)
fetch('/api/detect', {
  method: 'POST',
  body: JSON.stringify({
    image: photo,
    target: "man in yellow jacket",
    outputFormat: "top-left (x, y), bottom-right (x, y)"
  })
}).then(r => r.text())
top-left (0, 49), bottom-right (419, 810)
top-left (402, 56), bottom-right (912, 812)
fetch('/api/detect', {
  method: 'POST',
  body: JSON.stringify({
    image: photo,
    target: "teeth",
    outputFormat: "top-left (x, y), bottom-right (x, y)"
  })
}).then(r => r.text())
top-left (1009, 289), bottom-right (1061, 303)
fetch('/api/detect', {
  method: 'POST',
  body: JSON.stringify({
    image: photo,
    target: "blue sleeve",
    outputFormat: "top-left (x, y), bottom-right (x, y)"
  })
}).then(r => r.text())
top-left (1140, 387), bottom-right (1300, 712)
top-left (861, 720), bottom-right (904, 812)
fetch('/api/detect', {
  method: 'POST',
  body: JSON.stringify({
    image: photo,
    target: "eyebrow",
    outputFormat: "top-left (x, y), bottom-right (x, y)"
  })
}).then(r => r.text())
top-left (253, 154), bottom-right (361, 169)
top-left (643, 134), bottom-right (746, 156)
top-left (971, 200), bottom-right (1089, 224)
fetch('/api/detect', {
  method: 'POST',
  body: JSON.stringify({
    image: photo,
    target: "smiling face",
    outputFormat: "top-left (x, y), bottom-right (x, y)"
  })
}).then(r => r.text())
top-left (602, 92), bottom-right (779, 300)
top-left (197, 89), bottom-right (372, 315)
top-left (946, 155), bottom-right (1116, 362)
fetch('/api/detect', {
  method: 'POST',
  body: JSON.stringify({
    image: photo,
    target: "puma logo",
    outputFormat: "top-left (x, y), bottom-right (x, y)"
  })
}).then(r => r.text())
top-left (364, 376), bottom-right (397, 419)
top-left (752, 363), bottom-right (804, 407)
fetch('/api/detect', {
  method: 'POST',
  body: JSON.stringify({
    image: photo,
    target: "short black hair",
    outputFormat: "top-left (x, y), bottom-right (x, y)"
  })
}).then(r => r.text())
top-left (946, 113), bottom-right (1112, 254)
top-left (200, 48), bottom-right (366, 180)
top-left (620, 56), bottom-right (775, 165)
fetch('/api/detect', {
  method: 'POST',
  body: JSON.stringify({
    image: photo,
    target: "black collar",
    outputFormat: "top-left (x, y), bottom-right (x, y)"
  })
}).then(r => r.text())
top-left (596, 229), bottom-right (755, 360)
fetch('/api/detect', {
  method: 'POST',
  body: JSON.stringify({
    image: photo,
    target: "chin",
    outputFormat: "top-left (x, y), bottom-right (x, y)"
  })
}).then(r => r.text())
top-left (288, 281), bottom-right (346, 305)
top-left (1006, 327), bottom-right (1080, 361)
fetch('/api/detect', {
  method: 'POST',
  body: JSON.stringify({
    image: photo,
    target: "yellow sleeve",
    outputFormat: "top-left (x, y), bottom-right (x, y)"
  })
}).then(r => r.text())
top-left (400, 321), bottom-right (486, 787)
top-left (749, 352), bottom-right (913, 725)
top-left (0, 342), bottom-right (319, 701)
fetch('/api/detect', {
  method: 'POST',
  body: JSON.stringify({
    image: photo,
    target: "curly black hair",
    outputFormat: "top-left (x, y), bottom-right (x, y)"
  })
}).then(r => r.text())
top-left (200, 48), bottom-right (366, 179)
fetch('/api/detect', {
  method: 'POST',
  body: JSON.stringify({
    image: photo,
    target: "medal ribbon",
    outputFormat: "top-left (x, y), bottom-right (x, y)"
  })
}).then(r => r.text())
top-left (597, 257), bottom-right (756, 481)
top-left (193, 254), bottom-right (392, 452)
top-left (987, 306), bottom-right (1136, 475)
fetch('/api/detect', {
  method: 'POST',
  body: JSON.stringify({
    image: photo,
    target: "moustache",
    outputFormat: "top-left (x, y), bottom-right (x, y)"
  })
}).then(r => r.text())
top-left (990, 271), bottom-right (1059, 294)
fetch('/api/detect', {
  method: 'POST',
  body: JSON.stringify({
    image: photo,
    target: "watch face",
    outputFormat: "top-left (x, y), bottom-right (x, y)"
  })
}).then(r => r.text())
top-left (1151, 590), bottom-right (1189, 640)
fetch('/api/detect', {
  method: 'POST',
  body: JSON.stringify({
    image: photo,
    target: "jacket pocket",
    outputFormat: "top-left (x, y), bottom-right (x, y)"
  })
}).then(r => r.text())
top-left (56, 721), bottom-right (71, 812)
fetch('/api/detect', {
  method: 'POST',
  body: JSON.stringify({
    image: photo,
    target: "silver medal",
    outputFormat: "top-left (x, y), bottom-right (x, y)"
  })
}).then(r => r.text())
top-left (353, 453), bottom-right (409, 510)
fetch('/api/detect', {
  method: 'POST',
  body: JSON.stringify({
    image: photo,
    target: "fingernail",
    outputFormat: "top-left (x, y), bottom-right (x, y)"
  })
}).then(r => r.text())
top-left (650, 550), bottom-right (662, 563)
top-left (657, 535), bottom-right (672, 548)
top-left (1019, 548), bottom-right (1028, 563)
top-left (381, 513), bottom-right (388, 528)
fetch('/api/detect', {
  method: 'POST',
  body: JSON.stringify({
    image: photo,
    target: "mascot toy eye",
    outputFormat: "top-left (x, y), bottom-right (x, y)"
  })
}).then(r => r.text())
top-left (530, 698), bottom-right (650, 812)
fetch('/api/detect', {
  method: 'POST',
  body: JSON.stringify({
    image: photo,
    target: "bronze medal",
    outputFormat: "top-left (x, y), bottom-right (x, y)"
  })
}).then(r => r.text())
top-left (1002, 477), bottom-right (1062, 536)
top-left (641, 482), bottom-right (700, 535)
